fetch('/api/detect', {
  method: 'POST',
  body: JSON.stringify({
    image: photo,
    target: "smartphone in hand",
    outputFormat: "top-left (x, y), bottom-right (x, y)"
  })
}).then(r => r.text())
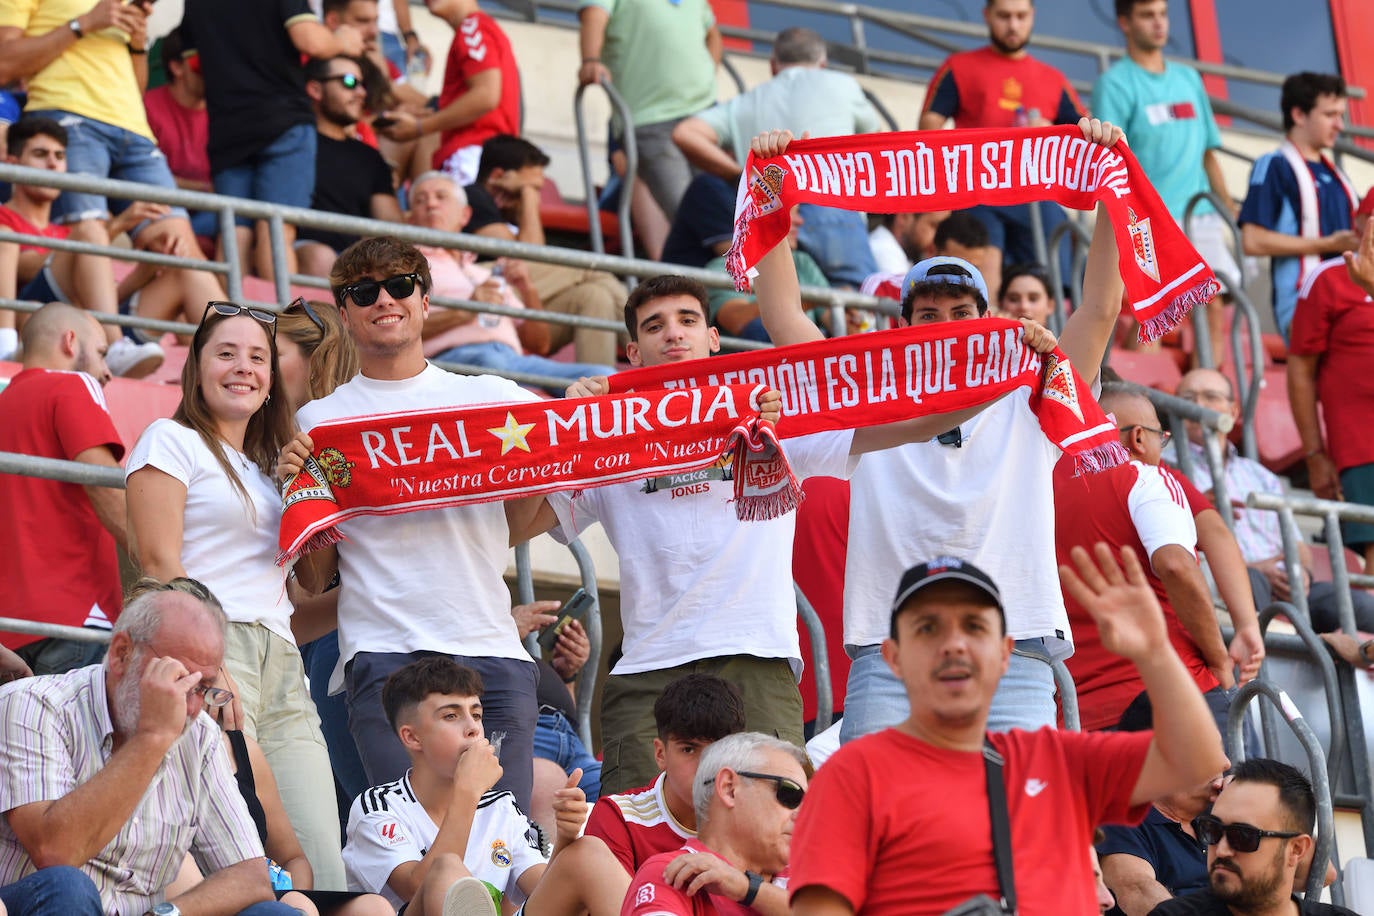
top-left (538, 588), bottom-right (595, 653)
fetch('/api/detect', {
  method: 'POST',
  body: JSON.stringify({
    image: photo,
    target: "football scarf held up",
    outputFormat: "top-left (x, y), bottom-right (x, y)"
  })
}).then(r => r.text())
top-left (276, 384), bottom-right (796, 562)
top-left (611, 317), bottom-right (1128, 471)
top-left (725, 125), bottom-right (1221, 342)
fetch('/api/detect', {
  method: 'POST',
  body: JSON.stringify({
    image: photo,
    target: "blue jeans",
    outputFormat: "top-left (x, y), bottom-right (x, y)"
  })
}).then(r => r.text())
top-left (299, 631), bottom-right (371, 803)
top-left (433, 342), bottom-right (614, 394)
top-left (533, 710), bottom-right (601, 802)
top-left (29, 110), bottom-right (189, 225)
top-left (796, 204), bottom-right (876, 289)
top-left (212, 122), bottom-right (317, 227)
top-left (0, 866), bottom-right (102, 916)
top-left (14, 635), bottom-right (106, 676)
top-left (236, 903), bottom-right (303, 915)
top-left (839, 640), bottom-right (1058, 744)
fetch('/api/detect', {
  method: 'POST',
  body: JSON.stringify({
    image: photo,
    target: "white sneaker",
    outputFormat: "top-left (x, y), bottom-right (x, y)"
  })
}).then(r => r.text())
top-left (106, 337), bottom-right (164, 379)
top-left (442, 876), bottom-right (499, 916)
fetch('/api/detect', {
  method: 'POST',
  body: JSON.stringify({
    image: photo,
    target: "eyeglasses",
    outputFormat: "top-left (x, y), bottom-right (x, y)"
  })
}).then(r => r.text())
top-left (320, 72), bottom-right (363, 90)
top-left (338, 272), bottom-right (423, 307)
top-left (1119, 424), bottom-right (1172, 447)
top-left (1178, 389), bottom-right (1232, 406)
top-left (1191, 814), bottom-right (1301, 853)
top-left (734, 771), bottom-right (806, 810)
top-left (287, 297), bottom-right (325, 332)
top-left (203, 301), bottom-right (277, 326)
top-left (191, 682), bottom-right (235, 708)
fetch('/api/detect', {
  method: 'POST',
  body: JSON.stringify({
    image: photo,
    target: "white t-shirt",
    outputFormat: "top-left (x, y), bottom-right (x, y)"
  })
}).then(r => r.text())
top-left (844, 390), bottom-right (1071, 652)
top-left (868, 225), bottom-right (912, 275)
top-left (553, 430), bottom-right (856, 676)
top-left (343, 771), bottom-right (546, 910)
top-left (125, 419), bottom-right (293, 640)
top-left (295, 365), bottom-right (539, 670)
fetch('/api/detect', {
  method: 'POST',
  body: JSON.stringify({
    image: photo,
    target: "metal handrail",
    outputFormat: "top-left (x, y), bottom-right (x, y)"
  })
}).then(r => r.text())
top-left (1227, 679), bottom-right (1341, 904)
top-left (1256, 602), bottom-right (1346, 789)
top-left (1044, 216), bottom-right (1092, 335)
top-left (1052, 659), bottom-right (1080, 731)
top-left (1115, 383), bottom-right (1236, 526)
top-left (573, 78), bottom-right (637, 263)
top-left (793, 583), bottom-right (833, 734)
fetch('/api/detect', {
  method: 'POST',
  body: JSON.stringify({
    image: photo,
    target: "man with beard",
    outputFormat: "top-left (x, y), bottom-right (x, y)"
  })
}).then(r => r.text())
top-left (918, 0), bottom-right (1085, 277)
top-left (0, 578), bottom-right (294, 915)
top-left (295, 54), bottom-right (404, 278)
top-left (1151, 759), bottom-right (1354, 915)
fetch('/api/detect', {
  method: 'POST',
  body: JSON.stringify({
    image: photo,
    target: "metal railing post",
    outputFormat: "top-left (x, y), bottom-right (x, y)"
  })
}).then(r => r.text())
top-left (565, 539), bottom-right (603, 749)
top-left (1052, 660), bottom-right (1080, 731)
top-left (268, 214), bottom-right (292, 305)
top-left (220, 206), bottom-right (243, 303)
top-left (573, 78), bottom-right (637, 271)
top-left (794, 584), bottom-right (833, 734)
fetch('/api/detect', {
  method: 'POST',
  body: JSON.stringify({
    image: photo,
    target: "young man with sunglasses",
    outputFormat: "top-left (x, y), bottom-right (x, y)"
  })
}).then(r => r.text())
top-left (1055, 385), bottom-right (1236, 735)
top-left (789, 547), bottom-right (1229, 915)
top-left (285, 235), bottom-right (554, 813)
top-left (622, 732), bottom-right (807, 916)
top-left (0, 578), bottom-right (298, 916)
top-left (1151, 758), bottom-right (1355, 915)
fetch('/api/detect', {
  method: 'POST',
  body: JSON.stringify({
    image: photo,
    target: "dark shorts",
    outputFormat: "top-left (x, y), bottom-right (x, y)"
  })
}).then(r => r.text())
top-left (1339, 462), bottom-right (1374, 551)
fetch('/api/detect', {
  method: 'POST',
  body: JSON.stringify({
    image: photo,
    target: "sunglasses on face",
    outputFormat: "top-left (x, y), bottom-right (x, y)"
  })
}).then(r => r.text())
top-left (321, 72), bottom-right (363, 90)
top-left (733, 770), bottom-right (806, 809)
top-left (202, 301), bottom-right (278, 327)
top-left (1191, 814), bottom-right (1300, 853)
top-left (339, 273), bottom-right (423, 307)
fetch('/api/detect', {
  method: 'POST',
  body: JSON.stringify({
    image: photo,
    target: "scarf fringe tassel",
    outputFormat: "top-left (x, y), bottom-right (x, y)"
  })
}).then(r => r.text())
top-left (1138, 278), bottom-right (1222, 343)
top-left (276, 525), bottom-right (346, 566)
top-left (1072, 440), bottom-right (1132, 477)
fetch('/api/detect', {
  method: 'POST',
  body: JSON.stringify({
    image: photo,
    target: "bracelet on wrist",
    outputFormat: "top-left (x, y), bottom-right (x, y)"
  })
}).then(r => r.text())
top-left (582, 57), bottom-right (600, 64)
top-left (1305, 446), bottom-right (1325, 459)
top-left (1359, 639), bottom-right (1374, 666)
top-left (560, 671), bottom-right (580, 684)
top-left (130, 46), bottom-right (147, 54)
top-left (740, 871), bottom-right (763, 907)
top-left (402, 29), bottom-right (418, 41)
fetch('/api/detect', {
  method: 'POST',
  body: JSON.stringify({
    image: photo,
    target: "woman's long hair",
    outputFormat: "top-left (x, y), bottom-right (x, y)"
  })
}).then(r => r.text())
top-left (277, 298), bottom-right (359, 402)
top-left (173, 306), bottom-right (294, 512)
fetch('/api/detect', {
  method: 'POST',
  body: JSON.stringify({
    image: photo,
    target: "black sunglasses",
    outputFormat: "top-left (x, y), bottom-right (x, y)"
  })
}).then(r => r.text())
top-left (320, 72), bottom-right (362, 90)
top-left (1191, 814), bottom-right (1300, 853)
top-left (735, 771), bottom-right (805, 809)
top-left (339, 272), bottom-right (423, 307)
top-left (202, 301), bottom-right (277, 327)
top-left (287, 296), bottom-right (325, 332)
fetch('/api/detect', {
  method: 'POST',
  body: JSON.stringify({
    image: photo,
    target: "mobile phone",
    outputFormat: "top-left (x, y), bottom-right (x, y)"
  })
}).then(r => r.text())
top-left (372, 115), bottom-right (398, 130)
top-left (538, 588), bottom-right (594, 653)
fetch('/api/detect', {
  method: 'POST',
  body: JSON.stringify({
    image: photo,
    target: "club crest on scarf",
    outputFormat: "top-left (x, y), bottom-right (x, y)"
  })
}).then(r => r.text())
top-left (749, 163), bottom-right (788, 217)
top-left (1127, 206), bottom-right (1161, 283)
top-left (1040, 352), bottom-right (1085, 424)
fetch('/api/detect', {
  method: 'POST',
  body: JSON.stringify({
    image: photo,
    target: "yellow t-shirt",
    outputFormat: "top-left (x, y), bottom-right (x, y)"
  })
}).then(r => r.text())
top-left (0, 0), bottom-right (152, 139)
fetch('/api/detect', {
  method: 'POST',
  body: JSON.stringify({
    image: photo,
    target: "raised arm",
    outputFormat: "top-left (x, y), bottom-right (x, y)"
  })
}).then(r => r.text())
top-left (747, 130), bottom-right (827, 347)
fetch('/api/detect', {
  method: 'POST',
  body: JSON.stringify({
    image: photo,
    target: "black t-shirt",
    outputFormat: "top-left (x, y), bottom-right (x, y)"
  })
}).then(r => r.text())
top-left (462, 182), bottom-right (506, 234)
top-left (535, 658), bottom-right (576, 721)
top-left (1150, 890), bottom-right (1356, 915)
top-left (297, 134), bottom-right (395, 251)
top-left (182, 0), bottom-right (317, 173)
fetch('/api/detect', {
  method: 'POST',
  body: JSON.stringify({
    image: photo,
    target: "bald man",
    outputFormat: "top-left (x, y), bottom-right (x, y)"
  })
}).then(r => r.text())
top-left (0, 302), bottom-right (126, 675)
top-left (1053, 384), bottom-right (1234, 735)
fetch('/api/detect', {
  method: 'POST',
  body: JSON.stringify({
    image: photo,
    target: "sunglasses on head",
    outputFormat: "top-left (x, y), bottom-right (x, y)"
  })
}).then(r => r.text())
top-left (1191, 813), bottom-right (1300, 853)
top-left (734, 770), bottom-right (805, 809)
top-left (202, 301), bottom-right (277, 327)
top-left (287, 297), bottom-right (325, 332)
top-left (339, 272), bottom-right (423, 307)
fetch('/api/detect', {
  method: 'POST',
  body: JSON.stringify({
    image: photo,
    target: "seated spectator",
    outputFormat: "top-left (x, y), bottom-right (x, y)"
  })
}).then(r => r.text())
top-left (342, 657), bottom-right (587, 915)
top-left (376, 0), bottom-right (518, 185)
top-left (787, 549), bottom-right (1229, 914)
top-left (0, 580), bottom-right (298, 915)
top-left (0, 304), bottom-right (124, 676)
top-left (599, 132), bottom-right (671, 261)
top-left (622, 732), bottom-right (805, 915)
top-left (1098, 771), bottom-right (1227, 915)
top-left (0, 867), bottom-right (102, 916)
top-left (519, 673), bottom-right (746, 916)
top-left (706, 207), bottom-right (826, 341)
top-left (933, 210), bottom-right (1001, 305)
top-left (295, 55), bottom-right (404, 278)
top-left (0, 116), bottom-right (167, 374)
top-left (868, 211), bottom-right (948, 275)
top-left (142, 28), bottom-right (216, 240)
top-left (409, 171), bottom-right (615, 391)
top-left (1150, 759), bottom-right (1355, 915)
top-left (997, 262), bottom-right (1057, 326)
top-left (462, 135), bottom-right (629, 366)
top-left (661, 174), bottom-right (736, 270)
top-left (1172, 368), bottom-right (1374, 633)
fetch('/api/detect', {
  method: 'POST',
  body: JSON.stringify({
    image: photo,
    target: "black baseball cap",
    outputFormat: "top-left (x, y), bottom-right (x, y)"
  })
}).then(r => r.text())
top-left (890, 557), bottom-right (1005, 632)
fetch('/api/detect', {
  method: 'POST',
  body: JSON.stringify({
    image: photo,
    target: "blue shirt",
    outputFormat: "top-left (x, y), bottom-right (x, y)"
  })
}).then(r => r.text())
top-left (1238, 152), bottom-right (1353, 336)
top-left (1090, 59), bottom-right (1221, 220)
top-left (1098, 807), bottom-right (1208, 899)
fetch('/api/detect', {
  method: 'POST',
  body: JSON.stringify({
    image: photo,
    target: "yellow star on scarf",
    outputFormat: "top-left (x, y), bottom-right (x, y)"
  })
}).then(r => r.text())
top-left (487, 412), bottom-right (536, 455)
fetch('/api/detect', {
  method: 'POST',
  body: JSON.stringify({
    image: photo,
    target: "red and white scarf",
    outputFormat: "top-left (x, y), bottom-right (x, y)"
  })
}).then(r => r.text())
top-left (1279, 139), bottom-right (1358, 286)
top-left (726, 126), bottom-right (1221, 342)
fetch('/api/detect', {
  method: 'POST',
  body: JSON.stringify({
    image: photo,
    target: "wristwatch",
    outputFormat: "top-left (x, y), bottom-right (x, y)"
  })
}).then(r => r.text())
top-left (740, 870), bottom-right (764, 907)
top-left (146, 903), bottom-right (181, 916)
top-left (67, 18), bottom-right (83, 38)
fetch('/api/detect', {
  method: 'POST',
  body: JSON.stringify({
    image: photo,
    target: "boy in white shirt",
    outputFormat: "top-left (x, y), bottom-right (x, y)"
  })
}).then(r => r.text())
top-left (344, 657), bottom-right (588, 916)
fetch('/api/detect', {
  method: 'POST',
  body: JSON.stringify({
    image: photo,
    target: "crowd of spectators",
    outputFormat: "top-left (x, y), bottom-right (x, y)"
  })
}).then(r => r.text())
top-left (1, 0), bottom-right (1373, 913)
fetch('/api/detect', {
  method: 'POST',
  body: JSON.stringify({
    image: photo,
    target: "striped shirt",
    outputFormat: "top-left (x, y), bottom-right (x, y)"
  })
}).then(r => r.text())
top-left (0, 665), bottom-right (264, 915)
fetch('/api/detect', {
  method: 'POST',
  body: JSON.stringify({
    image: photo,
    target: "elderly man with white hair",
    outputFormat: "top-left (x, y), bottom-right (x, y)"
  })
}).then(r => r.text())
top-left (621, 732), bottom-right (806, 915)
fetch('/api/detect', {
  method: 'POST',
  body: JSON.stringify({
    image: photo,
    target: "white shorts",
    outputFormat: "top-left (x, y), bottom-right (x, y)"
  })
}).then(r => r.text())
top-left (439, 144), bottom-right (483, 186)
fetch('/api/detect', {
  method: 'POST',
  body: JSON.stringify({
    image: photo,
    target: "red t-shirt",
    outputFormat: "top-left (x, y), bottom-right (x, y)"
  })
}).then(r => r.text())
top-left (1288, 258), bottom-right (1374, 471)
top-left (142, 85), bottom-right (211, 185)
top-left (789, 727), bottom-right (1152, 915)
top-left (0, 369), bottom-right (124, 649)
top-left (622, 838), bottom-right (759, 916)
top-left (586, 772), bottom-right (696, 876)
top-left (432, 11), bottom-right (521, 169)
top-left (792, 476), bottom-right (851, 722)
top-left (1053, 457), bottom-right (1218, 730)
top-left (0, 205), bottom-right (70, 254)
top-left (921, 47), bottom-right (1087, 128)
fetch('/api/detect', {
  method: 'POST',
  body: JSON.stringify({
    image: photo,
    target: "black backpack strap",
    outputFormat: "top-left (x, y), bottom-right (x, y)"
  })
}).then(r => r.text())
top-left (983, 737), bottom-right (1017, 914)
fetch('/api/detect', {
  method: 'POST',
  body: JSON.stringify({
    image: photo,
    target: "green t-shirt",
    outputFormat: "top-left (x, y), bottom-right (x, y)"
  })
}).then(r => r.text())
top-left (704, 250), bottom-right (829, 325)
top-left (580, 0), bottom-right (717, 126)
